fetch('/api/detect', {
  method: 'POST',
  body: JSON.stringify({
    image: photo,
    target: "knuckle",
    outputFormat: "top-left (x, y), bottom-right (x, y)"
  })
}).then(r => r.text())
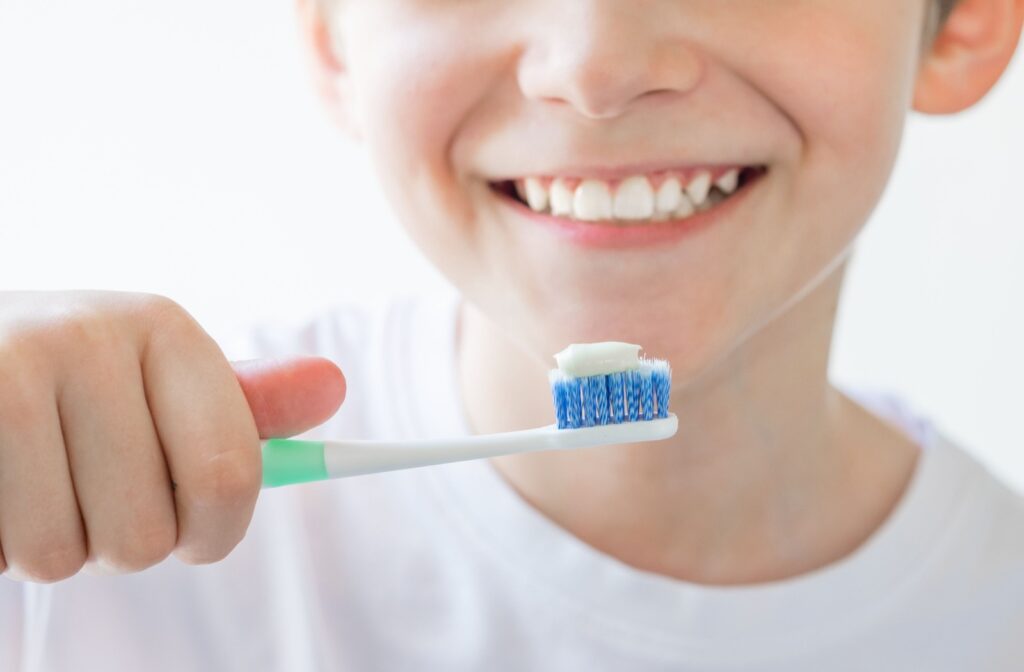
top-left (171, 545), bottom-right (208, 565)
top-left (0, 293), bottom-right (130, 382)
top-left (191, 449), bottom-right (261, 508)
top-left (3, 310), bottom-right (119, 376)
top-left (0, 332), bottom-right (47, 388)
top-left (99, 521), bottom-right (177, 573)
top-left (9, 542), bottom-right (86, 584)
top-left (176, 523), bottom-right (250, 566)
top-left (0, 368), bottom-right (48, 436)
top-left (174, 539), bottom-right (235, 566)
top-left (57, 306), bottom-right (119, 351)
top-left (0, 332), bottom-right (55, 451)
top-left (135, 292), bottom-right (182, 320)
top-left (0, 328), bottom-right (37, 362)
top-left (136, 294), bottom-right (197, 338)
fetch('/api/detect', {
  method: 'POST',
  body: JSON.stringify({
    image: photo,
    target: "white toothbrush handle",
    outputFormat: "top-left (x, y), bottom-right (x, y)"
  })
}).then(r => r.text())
top-left (260, 414), bottom-right (678, 487)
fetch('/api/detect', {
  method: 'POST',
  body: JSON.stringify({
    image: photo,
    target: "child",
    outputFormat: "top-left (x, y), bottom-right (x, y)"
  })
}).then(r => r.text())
top-left (2, 0), bottom-right (1023, 669)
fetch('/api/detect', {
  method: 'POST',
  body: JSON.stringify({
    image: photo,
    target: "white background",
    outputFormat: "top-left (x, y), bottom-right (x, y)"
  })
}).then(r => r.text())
top-left (1, 1), bottom-right (1022, 488)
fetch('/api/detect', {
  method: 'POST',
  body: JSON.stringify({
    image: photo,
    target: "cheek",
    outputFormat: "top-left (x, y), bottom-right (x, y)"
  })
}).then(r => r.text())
top-left (343, 8), bottom-right (508, 260)
top-left (339, 10), bottom-right (532, 302)
top-left (738, 5), bottom-right (927, 300)
top-left (764, 7), bottom-right (924, 210)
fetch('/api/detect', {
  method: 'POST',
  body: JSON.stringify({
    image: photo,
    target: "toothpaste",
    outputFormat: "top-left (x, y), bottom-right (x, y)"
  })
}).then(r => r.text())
top-left (553, 342), bottom-right (643, 377)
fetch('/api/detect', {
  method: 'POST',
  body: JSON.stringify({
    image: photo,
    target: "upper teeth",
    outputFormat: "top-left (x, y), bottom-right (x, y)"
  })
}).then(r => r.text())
top-left (715, 169), bottom-right (739, 194)
top-left (512, 169), bottom-right (744, 223)
top-left (550, 179), bottom-right (574, 216)
top-left (523, 178), bottom-right (549, 212)
top-left (574, 180), bottom-right (613, 221)
top-left (613, 176), bottom-right (655, 220)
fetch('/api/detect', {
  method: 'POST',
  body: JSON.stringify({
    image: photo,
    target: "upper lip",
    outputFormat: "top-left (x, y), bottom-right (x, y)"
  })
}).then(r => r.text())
top-left (484, 160), bottom-right (761, 182)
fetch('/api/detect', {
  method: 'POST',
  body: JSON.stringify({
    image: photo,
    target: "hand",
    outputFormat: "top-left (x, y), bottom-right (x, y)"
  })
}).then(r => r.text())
top-left (0, 291), bottom-right (345, 582)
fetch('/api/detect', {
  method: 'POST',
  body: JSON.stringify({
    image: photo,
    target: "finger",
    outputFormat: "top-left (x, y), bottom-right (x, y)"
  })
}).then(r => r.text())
top-left (141, 313), bottom-right (262, 565)
top-left (0, 361), bottom-right (86, 582)
top-left (231, 357), bottom-right (346, 439)
top-left (57, 344), bottom-right (177, 574)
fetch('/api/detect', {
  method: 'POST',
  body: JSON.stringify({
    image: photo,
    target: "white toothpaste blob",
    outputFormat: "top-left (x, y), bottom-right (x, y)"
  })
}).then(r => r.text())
top-left (554, 342), bottom-right (643, 377)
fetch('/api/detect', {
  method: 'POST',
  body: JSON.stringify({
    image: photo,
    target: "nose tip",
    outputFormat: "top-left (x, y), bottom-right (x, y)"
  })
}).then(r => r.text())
top-left (565, 75), bottom-right (635, 120)
top-left (519, 32), bottom-right (704, 120)
top-left (559, 71), bottom-right (673, 120)
top-left (569, 64), bottom-right (701, 120)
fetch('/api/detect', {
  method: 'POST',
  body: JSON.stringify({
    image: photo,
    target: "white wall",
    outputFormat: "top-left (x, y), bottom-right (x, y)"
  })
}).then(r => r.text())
top-left (1, 0), bottom-right (1022, 488)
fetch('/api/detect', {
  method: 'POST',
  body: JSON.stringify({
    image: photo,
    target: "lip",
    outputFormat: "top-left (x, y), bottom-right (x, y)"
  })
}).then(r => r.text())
top-left (489, 161), bottom-right (744, 183)
top-left (492, 168), bottom-right (767, 250)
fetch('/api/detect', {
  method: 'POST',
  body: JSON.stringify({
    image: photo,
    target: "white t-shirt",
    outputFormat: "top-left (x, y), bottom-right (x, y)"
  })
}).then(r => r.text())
top-left (3, 290), bottom-right (1023, 672)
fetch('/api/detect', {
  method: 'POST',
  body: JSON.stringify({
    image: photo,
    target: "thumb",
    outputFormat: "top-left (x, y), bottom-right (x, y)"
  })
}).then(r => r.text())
top-left (231, 356), bottom-right (347, 439)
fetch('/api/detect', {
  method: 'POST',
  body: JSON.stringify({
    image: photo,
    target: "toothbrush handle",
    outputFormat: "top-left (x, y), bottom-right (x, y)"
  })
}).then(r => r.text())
top-left (260, 427), bottom-right (552, 488)
top-left (261, 415), bottom-right (678, 488)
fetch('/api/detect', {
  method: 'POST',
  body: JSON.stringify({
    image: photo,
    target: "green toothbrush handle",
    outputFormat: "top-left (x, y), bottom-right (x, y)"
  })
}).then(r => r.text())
top-left (261, 439), bottom-right (328, 488)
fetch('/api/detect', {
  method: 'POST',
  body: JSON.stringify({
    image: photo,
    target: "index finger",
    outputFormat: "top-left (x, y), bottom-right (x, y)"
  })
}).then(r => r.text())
top-left (141, 311), bottom-right (261, 566)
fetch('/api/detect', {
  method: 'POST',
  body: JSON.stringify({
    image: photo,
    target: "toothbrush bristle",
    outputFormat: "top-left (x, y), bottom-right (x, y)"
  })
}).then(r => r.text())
top-left (549, 359), bottom-right (671, 430)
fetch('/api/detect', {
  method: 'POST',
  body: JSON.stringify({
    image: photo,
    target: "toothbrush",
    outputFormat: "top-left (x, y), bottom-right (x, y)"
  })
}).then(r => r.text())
top-left (260, 342), bottom-right (678, 488)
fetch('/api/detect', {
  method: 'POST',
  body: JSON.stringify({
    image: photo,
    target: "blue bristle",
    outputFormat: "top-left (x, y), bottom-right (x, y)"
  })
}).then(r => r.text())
top-left (625, 370), bottom-right (639, 421)
top-left (652, 363), bottom-right (671, 418)
top-left (552, 380), bottom-right (570, 429)
top-left (587, 376), bottom-right (608, 425)
top-left (607, 372), bottom-right (625, 423)
top-left (638, 367), bottom-right (654, 421)
top-left (551, 374), bottom-right (583, 429)
top-left (581, 383), bottom-right (595, 427)
top-left (568, 378), bottom-right (583, 427)
top-left (549, 358), bottom-right (671, 430)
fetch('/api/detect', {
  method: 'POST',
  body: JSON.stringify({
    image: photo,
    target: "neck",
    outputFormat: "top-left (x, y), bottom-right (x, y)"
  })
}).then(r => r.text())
top-left (455, 260), bottom-right (919, 585)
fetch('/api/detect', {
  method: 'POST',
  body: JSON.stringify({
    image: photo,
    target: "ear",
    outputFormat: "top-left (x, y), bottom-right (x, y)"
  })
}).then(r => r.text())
top-left (296, 0), bottom-right (362, 138)
top-left (914, 0), bottom-right (1024, 113)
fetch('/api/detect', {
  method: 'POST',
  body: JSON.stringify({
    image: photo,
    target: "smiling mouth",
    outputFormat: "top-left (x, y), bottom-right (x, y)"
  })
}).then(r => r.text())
top-left (491, 165), bottom-right (767, 225)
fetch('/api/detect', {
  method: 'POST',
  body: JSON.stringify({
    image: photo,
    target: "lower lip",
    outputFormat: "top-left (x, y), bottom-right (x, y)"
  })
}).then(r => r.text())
top-left (496, 172), bottom-right (764, 249)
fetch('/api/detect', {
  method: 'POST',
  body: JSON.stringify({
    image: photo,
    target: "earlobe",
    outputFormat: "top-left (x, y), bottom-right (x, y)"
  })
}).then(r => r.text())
top-left (913, 0), bottom-right (1024, 114)
top-left (296, 0), bottom-right (362, 138)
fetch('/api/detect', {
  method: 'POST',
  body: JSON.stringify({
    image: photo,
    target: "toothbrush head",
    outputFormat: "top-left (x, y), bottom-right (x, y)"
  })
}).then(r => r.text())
top-left (549, 343), bottom-right (671, 430)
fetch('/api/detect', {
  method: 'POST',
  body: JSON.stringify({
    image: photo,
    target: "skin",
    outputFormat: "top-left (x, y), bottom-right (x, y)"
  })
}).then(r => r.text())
top-left (303, 0), bottom-right (1023, 584)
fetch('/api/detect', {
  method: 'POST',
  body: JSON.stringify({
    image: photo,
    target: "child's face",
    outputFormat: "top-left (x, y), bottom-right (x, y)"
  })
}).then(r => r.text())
top-left (331, 1), bottom-right (932, 375)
